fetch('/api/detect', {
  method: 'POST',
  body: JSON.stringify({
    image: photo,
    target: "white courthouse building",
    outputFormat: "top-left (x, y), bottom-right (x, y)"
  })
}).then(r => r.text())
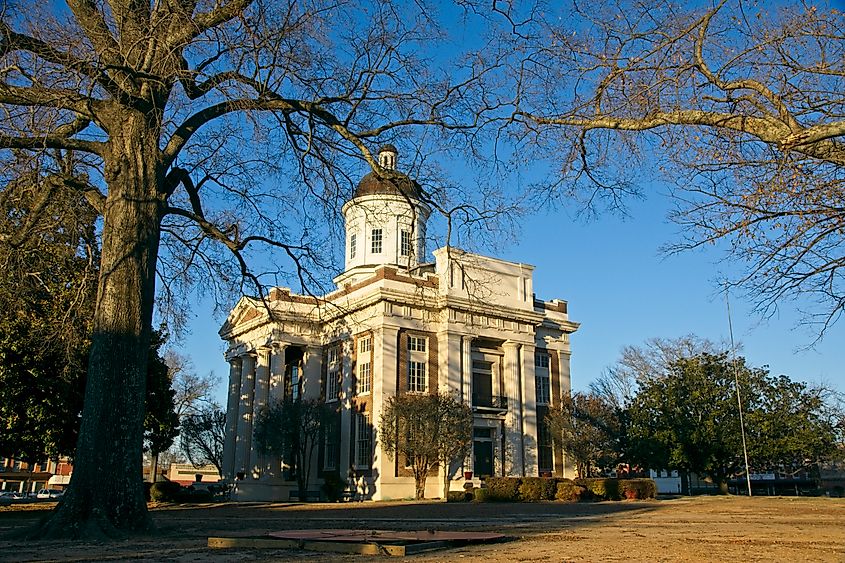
top-left (220, 146), bottom-right (579, 500)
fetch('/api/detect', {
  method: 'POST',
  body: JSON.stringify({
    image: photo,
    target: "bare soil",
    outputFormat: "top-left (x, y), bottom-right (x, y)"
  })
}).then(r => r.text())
top-left (1, 496), bottom-right (843, 562)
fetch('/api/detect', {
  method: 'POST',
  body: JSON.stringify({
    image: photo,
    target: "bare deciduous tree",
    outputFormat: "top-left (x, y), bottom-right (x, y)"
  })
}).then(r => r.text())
top-left (180, 407), bottom-right (226, 476)
top-left (514, 0), bottom-right (845, 335)
top-left (379, 392), bottom-right (473, 500)
top-left (591, 335), bottom-right (721, 408)
top-left (0, 0), bottom-right (505, 537)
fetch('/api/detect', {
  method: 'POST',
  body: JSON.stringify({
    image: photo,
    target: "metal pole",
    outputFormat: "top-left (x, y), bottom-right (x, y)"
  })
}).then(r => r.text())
top-left (725, 288), bottom-right (752, 497)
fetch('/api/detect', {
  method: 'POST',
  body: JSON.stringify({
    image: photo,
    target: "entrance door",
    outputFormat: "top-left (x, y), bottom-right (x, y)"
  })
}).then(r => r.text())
top-left (473, 428), bottom-right (494, 477)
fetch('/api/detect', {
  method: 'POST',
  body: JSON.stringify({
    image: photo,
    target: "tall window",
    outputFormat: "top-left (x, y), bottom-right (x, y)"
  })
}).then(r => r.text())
top-left (408, 361), bottom-right (426, 393)
top-left (407, 335), bottom-right (428, 393)
top-left (287, 364), bottom-right (301, 401)
top-left (357, 361), bottom-right (371, 395)
top-left (371, 228), bottom-right (382, 254)
top-left (324, 418), bottom-right (338, 470)
top-left (408, 335), bottom-right (426, 352)
top-left (349, 233), bottom-right (357, 259)
top-left (358, 336), bottom-right (371, 354)
top-left (538, 419), bottom-right (553, 474)
top-left (535, 351), bottom-right (550, 405)
top-left (354, 413), bottom-right (373, 469)
top-left (326, 347), bottom-right (340, 402)
top-left (400, 230), bottom-right (412, 257)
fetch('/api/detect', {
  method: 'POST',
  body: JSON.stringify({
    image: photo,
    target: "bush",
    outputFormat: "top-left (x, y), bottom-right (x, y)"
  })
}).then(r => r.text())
top-left (555, 479), bottom-right (589, 502)
top-left (447, 490), bottom-right (473, 502)
top-left (184, 489), bottom-right (213, 503)
top-left (473, 488), bottom-right (489, 502)
top-left (519, 477), bottom-right (558, 502)
top-left (322, 472), bottom-right (346, 502)
top-left (484, 477), bottom-right (522, 501)
top-left (575, 478), bottom-right (621, 500)
top-left (619, 479), bottom-right (657, 500)
top-left (149, 480), bottom-right (182, 502)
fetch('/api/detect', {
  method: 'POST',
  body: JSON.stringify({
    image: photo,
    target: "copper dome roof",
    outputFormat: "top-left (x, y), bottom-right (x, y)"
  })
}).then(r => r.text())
top-left (354, 171), bottom-right (423, 200)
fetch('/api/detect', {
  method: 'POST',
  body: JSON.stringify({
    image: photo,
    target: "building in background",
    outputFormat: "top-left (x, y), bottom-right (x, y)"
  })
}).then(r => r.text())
top-left (0, 457), bottom-right (72, 493)
top-left (220, 146), bottom-right (578, 501)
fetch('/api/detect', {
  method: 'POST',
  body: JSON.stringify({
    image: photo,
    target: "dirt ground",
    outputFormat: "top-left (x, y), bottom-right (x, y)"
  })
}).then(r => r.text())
top-left (1, 496), bottom-right (843, 562)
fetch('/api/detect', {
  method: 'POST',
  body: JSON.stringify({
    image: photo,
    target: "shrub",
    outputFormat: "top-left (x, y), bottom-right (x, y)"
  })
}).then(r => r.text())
top-left (484, 477), bottom-right (522, 501)
top-left (185, 489), bottom-right (213, 503)
top-left (447, 490), bottom-right (472, 502)
top-left (519, 477), bottom-right (558, 502)
top-left (619, 479), bottom-right (657, 500)
top-left (555, 479), bottom-right (589, 502)
top-left (322, 472), bottom-right (346, 502)
top-left (149, 481), bottom-right (182, 502)
top-left (575, 478), bottom-right (621, 500)
top-left (473, 488), bottom-right (489, 502)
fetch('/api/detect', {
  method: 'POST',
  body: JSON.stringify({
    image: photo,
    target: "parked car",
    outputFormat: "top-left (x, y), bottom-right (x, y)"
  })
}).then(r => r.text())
top-left (35, 488), bottom-right (64, 499)
top-left (0, 491), bottom-right (26, 504)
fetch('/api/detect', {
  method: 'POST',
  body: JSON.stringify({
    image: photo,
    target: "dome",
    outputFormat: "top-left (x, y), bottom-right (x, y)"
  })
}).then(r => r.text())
top-left (354, 171), bottom-right (423, 200)
top-left (352, 145), bottom-right (423, 200)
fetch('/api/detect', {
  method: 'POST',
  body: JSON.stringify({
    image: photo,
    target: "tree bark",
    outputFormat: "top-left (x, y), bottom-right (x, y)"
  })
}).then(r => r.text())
top-left (34, 111), bottom-right (164, 538)
top-left (442, 460), bottom-right (450, 501)
top-left (415, 473), bottom-right (426, 500)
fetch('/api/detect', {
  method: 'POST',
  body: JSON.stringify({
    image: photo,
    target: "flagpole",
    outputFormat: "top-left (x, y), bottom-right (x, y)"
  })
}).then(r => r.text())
top-left (725, 287), bottom-right (752, 497)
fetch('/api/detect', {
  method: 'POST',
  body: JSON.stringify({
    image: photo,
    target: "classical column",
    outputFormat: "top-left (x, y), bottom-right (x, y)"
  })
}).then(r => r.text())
top-left (461, 336), bottom-right (472, 405)
top-left (250, 347), bottom-right (271, 477)
top-left (338, 338), bottom-right (353, 473)
top-left (557, 349), bottom-right (572, 396)
top-left (303, 345), bottom-right (322, 400)
top-left (265, 343), bottom-right (287, 477)
top-left (234, 353), bottom-right (256, 476)
top-left (502, 341), bottom-right (523, 476)
top-left (222, 356), bottom-right (242, 480)
top-left (269, 343), bottom-right (287, 405)
top-left (521, 343), bottom-right (538, 477)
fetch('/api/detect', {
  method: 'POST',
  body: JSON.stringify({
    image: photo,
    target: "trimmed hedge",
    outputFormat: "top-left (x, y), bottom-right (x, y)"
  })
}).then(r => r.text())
top-left (555, 479), bottom-right (589, 502)
top-left (150, 481), bottom-right (182, 502)
top-left (447, 490), bottom-right (473, 502)
top-left (484, 477), bottom-right (522, 501)
top-left (473, 476), bottom-right (658, 503)
top-left (575, 478), bottom-right (621, 500)
top-left (518, 477), bottom-right (558, 501)
top-left (472, 488), bottom-right (489, 502)
top-left (619, 479), bottom-right (657, 500)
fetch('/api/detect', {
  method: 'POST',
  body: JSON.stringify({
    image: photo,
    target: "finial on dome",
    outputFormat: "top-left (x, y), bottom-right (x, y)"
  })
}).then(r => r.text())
top-left (378, 144), bottom-right (398, 170)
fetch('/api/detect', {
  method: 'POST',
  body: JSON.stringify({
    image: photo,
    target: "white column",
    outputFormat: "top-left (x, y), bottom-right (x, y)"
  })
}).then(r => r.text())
top-left (339, 338), bottom-right (353, 473)
top-left (461, 336), bottom-right (472, 405)
top-left (269, 343), bottom-right (287, 406)
top-left (303, 345), bottom-right (322, 400)
top-left (222, 356), bottom-right (242, 480)
top-left (521, 343), bottom-right (538, 477)
top-left (265, 344), bottom-right (286, 478)
top-left (502, 341), bottom-right (523, 476)
top-left (235, 353), bottom-right (256, 477)
top-left (558, 349), bottom-right (572, 396)
top-left (250, 348), bottom-right (271, 477)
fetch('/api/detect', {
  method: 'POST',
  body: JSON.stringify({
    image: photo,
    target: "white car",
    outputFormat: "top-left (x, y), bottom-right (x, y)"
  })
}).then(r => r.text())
top-left (35, 489), bottom-right (64, 499)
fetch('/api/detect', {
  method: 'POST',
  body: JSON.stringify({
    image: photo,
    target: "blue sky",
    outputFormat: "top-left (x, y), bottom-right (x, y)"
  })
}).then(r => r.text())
top-left (180, 178), bottom-right (843, 406)
top-left (168, 0), bottom-right (844, 404)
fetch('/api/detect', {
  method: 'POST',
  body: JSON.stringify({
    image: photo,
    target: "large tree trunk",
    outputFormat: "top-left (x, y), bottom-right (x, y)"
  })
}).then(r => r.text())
top-left (34, 112), bottom-right (164, 539)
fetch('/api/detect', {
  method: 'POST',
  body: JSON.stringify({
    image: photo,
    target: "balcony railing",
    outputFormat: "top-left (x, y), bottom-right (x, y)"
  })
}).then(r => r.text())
top-left (472, 394), bottom-right (508, 413)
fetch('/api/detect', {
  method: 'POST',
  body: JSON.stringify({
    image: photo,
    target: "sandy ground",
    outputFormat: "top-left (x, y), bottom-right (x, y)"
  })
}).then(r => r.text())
top-left (1, 496), bottom-right (843, 562)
